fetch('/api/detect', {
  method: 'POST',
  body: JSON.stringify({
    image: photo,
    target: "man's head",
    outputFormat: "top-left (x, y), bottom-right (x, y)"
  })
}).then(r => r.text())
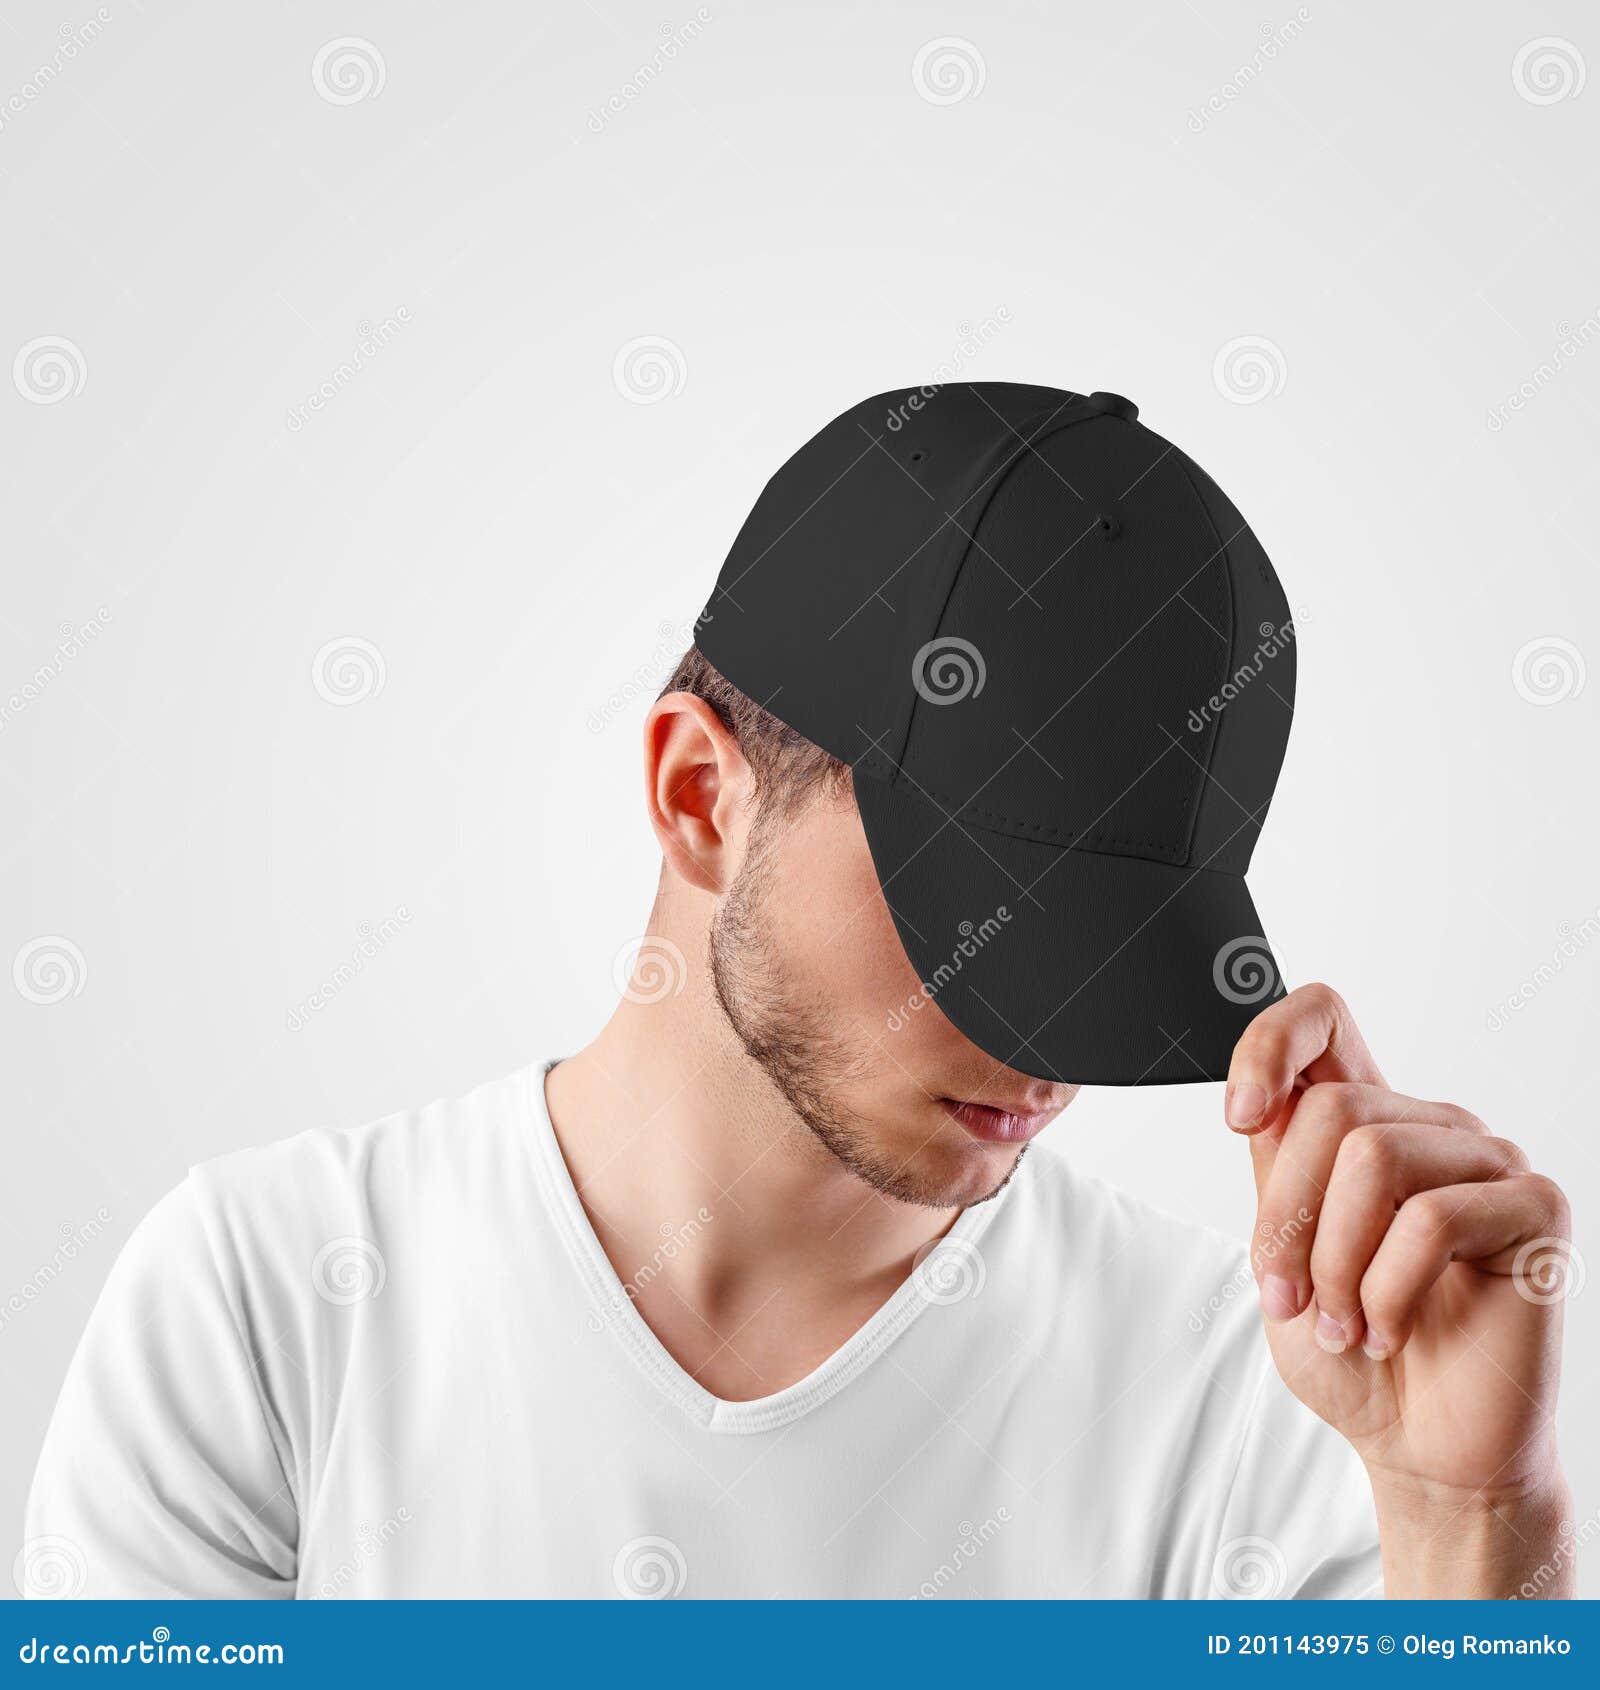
top-left (629, 382), bottom-right (1297, 1203)
top-left (644, 647), bottom-right (1078, 1211)
top-left (688, 383), bottom-right (1295, 1089)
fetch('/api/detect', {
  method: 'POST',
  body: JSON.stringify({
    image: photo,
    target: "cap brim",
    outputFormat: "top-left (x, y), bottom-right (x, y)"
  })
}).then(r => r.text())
top-left (853, 769), bottom-right (1285, 1086)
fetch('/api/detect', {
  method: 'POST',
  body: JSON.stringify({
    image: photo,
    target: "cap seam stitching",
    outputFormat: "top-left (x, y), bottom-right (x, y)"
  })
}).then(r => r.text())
top-left (1168, 450), bottom-right (1238, 866)
top-left (874, 772), bottom-right (1220, 862)
top-left (891, 400), bottom-right (1097, 769)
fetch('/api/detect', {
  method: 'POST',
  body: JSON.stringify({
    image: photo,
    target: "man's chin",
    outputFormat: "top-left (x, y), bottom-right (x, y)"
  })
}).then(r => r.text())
top-left (869, 1139), bottom-right (1031, 1211)
top-left (941, 1139), bottom-right (1031, 1208)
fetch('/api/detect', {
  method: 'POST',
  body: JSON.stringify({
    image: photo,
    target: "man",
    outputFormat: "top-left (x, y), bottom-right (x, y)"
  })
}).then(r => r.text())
top-left (25, 385), bottom-right (1572, 1600)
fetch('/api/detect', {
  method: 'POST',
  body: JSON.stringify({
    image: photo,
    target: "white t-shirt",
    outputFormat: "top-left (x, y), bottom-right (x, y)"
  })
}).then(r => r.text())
top-left (25, 1062), bottom-right (1381, 1600)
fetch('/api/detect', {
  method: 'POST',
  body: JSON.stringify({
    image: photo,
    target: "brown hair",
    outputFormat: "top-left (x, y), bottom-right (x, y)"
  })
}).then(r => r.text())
top-left (657, 646), bottom-right (851, 819)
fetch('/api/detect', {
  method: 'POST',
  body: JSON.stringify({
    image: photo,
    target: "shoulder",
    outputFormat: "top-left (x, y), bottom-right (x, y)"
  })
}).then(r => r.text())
top-left (193, 1061), bottom-right (536, 1198)
top-left (172, 1062), bottom-right (542, 1294)
top-left (1008, 1147), bottom-right (1378, 1595)
top-left (999, 1143), bottom-right (1270, 1398)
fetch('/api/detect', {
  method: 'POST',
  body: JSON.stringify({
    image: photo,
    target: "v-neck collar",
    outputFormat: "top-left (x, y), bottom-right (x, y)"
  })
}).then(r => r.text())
top-left (521, 1061), bottom-right (1009, 1436)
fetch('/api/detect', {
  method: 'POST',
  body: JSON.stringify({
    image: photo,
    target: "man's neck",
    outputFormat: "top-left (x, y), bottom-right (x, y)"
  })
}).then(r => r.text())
top-left (543, 989), bottom-right (959, 1402)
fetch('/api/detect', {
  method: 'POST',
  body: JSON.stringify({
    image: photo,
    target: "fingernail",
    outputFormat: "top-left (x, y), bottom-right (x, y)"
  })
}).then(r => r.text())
top-left (1362, 1330), bottom-right (1392, 1361)
top-left (1315, 1311), bottom-right (1349, 1354)
top-left (1226, 1081), bottom-right (1267, 1131)
top-left (1259, 1274), bottom-right (1302, 1322)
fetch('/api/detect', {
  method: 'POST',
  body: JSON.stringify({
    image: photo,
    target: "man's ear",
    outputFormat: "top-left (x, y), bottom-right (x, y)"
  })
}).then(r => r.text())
top-left (643, 693), bottom-right (754, 895)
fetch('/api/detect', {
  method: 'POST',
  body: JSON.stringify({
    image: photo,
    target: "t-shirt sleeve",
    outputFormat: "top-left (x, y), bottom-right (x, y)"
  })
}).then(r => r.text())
top-left (23, 1178), bottom-right (298, 1599)
top-left (1211, 1359), bottom-right (1383, 1600)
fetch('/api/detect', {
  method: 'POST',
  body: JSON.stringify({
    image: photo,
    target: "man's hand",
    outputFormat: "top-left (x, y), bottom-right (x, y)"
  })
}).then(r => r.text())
top-left (1227, 983), bottom-right (1575, 1599)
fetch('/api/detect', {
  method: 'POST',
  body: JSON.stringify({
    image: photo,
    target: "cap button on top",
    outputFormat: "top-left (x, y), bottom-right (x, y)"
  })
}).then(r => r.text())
top-left (1086, 391), bottom-right (1139, 422)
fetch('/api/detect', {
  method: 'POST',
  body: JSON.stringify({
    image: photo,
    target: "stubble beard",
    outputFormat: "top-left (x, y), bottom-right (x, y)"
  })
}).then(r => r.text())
top-left (707, 817), bottom-right (1025, 1210)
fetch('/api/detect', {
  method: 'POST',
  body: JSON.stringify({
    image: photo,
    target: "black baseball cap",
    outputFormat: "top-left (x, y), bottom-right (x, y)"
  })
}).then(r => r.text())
top-left (695, 383), bottom-right (1295, 1085)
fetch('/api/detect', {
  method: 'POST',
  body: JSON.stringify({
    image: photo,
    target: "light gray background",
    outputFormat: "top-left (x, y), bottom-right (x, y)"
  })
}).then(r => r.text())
top-left (4, 0), bottom-right (1598, 1595)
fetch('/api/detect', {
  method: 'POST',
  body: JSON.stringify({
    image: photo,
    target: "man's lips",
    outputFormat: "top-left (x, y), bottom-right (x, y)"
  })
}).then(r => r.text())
top-left (937, 1096), bottom-right (1057, 1145)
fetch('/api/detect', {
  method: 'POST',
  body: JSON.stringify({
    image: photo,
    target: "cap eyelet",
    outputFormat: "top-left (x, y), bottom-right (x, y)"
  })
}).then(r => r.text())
top-left (909, 449), bottom-right (928, 465)
top-left (1097, 513), bottom-right (1120, 539)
